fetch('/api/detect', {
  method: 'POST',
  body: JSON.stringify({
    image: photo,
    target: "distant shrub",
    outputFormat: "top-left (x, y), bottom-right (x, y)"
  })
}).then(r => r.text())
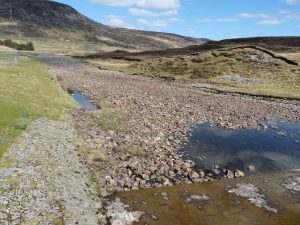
top-left (25, 41), bottom-right (34, 51)
top-left (0, 39), bottom-right (34, 51)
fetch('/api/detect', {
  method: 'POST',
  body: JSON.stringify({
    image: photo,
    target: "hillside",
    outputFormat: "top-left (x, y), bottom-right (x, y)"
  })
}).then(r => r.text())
top-left (220, 37), bottom-right (300, 52)
top-left (84, 36), bottom-right (300, 60)
top-left (0, 0), bottom-right (206, 52)
top-left (85, 38), bottom-right (300, 99)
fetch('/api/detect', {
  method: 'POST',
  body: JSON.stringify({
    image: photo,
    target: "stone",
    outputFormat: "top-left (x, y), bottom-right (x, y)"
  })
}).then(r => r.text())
top-left (248, 165), bottom-right (256, 172)
top-left (174, 164), bottom-right (181, 172)
top-left (86, 159), bottom-right (95, 165)
top-left (140, 180), bottom-right (146, 186)
top-left (282, 176), bottom-right (300, 192)
top-left (142, 174), bottom-right (150, 181)
top-left (161, 192), bottom-right (168, 197)
top-left (227, 183), bottom-right (277, 213)
top-left (112, 145), bottom-right (122, 153)
top-left (143, 170), bottom-right (151, 176)
top-left (151, 214), bottom-right (159, 220)
top-left (212, 168), bottom-right (220, 175)
top-left (190, 194), bottom-right (210, 201)
top-left (199, 171), bottom-right (205, 178)
top-left (234, 170), bottom-right (245, 178)
top-left (190, 171), bottom-right (200, 179)
top-left (162, 178), bottom-right (170, 186)
top-left (106, 199), bottom-right (144, 225)
top-left (226, 170), bottom-right (234, 179)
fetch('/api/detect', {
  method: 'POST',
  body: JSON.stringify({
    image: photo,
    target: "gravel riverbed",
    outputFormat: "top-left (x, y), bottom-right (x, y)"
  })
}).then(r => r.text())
top-left (41, 55), bottom-right (300, 191)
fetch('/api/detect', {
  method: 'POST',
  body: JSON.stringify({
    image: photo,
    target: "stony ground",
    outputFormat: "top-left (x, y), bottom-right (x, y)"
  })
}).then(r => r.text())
top-left (40, 55), bottom-right (300, 192)
top-left (0, 119), bottom-right (103, 224)
top-left (1, 55), bottom-right (299, 224)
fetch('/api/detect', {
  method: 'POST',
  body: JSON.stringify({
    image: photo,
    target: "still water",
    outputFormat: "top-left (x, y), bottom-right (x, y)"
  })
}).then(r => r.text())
top-left (71, 91), bottom-right (98, 111)
top-left (183, 119), bottom-right (300, 173)
top-left (116, 120), bottom-right (300, 225)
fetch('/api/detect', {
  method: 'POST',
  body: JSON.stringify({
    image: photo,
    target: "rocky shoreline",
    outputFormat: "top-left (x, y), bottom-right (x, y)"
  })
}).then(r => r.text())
top-left (42, 55), bottom-right (300, 192)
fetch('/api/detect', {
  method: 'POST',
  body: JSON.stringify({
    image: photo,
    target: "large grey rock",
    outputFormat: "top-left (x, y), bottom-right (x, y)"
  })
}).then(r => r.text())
top-left (227, 183), bottom-right (277, 213)
top-left (106, 198), bottom-right (144, 225)
top-left (282, 176), bottom-right (300, 192)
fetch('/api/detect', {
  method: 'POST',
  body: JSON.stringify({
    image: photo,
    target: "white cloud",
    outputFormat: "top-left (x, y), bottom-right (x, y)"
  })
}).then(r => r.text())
top-left (138, 18), bottom-right (182, 27)
top-left (279, 10), bottom-right (300, 20)
top-left (239, 13), bottom-right (271, 19)
top-left (198, 18), bottom-right (239, 23)
top-left (90, 0), bottom-right (180, 11)
top-left (257, 19), bottom-right (282, 25)
top-left (105, 15), bottom-right (134, 28)
top-left (129, 8), bottom-right (177, 17)
top-left (279, 9), bottom-right (290, 14)
top-left (281, 0), bottom-right (300, 4)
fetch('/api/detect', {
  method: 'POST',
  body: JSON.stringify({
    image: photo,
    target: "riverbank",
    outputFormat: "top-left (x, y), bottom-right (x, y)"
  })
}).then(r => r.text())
top-left (0, 56), bottom-right (76, 157)
top-left (42, 55), bottom-right (300, 191)
top-left (0, 54), bottom-right (298, 224)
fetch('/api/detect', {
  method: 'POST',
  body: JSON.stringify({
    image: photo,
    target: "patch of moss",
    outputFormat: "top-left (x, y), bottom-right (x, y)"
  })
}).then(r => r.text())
top-left (122, 144), bottom-right (147, 157)
top-left (5, 177), bottom-right (19, 187)
top-left (90, 103), bottom-right (131, 133)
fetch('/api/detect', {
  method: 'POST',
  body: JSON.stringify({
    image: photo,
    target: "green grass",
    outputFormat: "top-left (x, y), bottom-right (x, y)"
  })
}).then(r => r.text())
top-left (90, 103), bottom-right (131, 133)
top-left (0, 56), bottom-right (77, 157)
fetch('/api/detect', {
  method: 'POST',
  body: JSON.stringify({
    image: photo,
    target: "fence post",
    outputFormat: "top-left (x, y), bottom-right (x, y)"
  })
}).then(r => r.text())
top-left (15, 50), bottom-right (20, 65)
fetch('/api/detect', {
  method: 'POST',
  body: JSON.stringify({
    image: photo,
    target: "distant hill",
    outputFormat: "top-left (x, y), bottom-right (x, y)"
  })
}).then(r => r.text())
top-left (219, 36), bottom-right (300, 52)
top-left (83, 37), bottom-right (300, 100)
top-left (0, 0), bottom-right (207, 51)
top-left (84, 36), bottom-right (300, 60)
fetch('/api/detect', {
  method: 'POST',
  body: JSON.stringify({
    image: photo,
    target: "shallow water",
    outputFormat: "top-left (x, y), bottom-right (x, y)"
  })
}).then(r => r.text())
top-left (115, 120), bottom-right (300, 225)
top-left (117, 173), bottom-right (300, 225)
top-left (71, 91), bottom-right (98, 111)
top-left (183, 119), bottom-right (300, 173)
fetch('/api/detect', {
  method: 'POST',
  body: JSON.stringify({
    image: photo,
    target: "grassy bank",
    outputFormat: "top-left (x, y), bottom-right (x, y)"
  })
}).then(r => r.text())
top-left (89, 47), bottom-right (300, 99)
top-left (0, 56), bottom-right (77, 157)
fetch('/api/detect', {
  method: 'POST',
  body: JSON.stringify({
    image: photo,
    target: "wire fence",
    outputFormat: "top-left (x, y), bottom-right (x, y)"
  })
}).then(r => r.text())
top-left (0, 51), bottom-right (38, 68)
top-left (0, 50), bottom-right (20, 67)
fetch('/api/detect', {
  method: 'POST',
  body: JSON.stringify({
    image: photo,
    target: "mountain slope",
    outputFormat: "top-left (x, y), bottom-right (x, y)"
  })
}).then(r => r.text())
top-left (0, 0), bottom-right (206, 51)
top-left (85, 36), bottom-right (300, 60)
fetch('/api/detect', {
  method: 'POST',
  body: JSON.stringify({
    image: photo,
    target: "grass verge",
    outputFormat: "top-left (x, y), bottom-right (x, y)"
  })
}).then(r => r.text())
top-left (0, 56), bottom-right (77, 157)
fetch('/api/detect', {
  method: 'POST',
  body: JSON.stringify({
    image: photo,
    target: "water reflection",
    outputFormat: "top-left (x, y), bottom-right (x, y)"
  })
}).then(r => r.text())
top-left (71, 91), bottom-right (98, 111)
top-left (182, 120), bottom-right (300, 173)
top-left (115, 120), bottom-right (300, 225)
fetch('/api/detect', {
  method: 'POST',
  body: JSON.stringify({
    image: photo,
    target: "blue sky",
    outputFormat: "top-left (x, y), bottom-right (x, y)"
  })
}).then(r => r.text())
top-left (56, 0), bottom-right (300, 40)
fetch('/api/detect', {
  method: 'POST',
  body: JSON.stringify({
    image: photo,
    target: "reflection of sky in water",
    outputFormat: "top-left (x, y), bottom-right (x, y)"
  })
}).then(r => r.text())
top-left (71, 92), bottom-right (98, 111)
top-left (183, 120), bottom-right (300, 173)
